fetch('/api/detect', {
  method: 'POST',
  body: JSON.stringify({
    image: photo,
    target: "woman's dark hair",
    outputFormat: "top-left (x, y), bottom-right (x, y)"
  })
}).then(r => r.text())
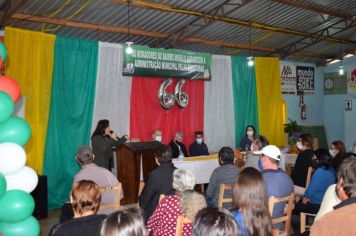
top-left (100, 207), bottom-right (146, 236)
top-left (245, 125), bottom-right (257, 139)
top-left (218, 147), bottom-right (235, 164)
top-left (254, 135), bottom-right (269, 150)
top-left (337, 153), bottom-right (356, 198)
top-left (314, 148), bottom-right (332, 168)
top-left (332, 140), bottom-right (346, 158)
top-left (92, 119), bottom-right (110, 138)
top-left (192, 207), bottom-right (241, 236)
top-left (299, 133), bottom-right (313, 148)
top-left (233, 167), bottom-right (272, 236)
top-left (155, 145), bottom-right (172, 164)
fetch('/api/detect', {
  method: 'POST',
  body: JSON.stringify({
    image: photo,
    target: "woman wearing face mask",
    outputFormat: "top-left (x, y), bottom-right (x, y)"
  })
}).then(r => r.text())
top-left (239, 125), bottom-right (257, 151)
top-left (329, 140), bottom-right (346, 173)
top-left (291, 133), bottom-right (314, 195)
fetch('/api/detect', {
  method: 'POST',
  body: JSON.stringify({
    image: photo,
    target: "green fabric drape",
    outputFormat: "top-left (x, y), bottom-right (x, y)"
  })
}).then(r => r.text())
top-left (231, 56), bottom-right (259, 148)
top-left (43, 36), bottom-right (98, 209)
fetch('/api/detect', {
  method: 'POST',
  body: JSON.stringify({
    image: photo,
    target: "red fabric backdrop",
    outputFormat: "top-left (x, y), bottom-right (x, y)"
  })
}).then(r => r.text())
top-left (130, 76), bottom-right (204, 150)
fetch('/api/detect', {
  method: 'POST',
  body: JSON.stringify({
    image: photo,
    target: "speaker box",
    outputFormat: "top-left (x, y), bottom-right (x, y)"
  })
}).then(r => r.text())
top-left (31, 175), bottom-right (48, 219)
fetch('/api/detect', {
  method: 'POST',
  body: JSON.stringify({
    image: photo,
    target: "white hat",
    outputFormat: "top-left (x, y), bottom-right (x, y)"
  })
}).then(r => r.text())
top-left (254, 145), bottom-right (281, 161)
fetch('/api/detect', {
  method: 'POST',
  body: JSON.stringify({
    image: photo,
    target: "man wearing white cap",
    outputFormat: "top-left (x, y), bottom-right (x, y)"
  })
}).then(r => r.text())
top-left (254, 145), bottom-right (294, 228)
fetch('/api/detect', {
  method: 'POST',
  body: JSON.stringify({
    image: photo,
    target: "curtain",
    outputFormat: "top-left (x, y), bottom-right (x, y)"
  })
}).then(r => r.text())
top-left (204, 55), bottom-right (235, 151)
top-left (4, 27), bottom-right (55, 174)
top-left (43, 36), bottom-right (98, 209)
top-left (91, 42), bottom-right (131, 137)
top-left (255, 57), bottom-right (285, 146)
top-left (231, 56), bottom-right (259, 148)
top-left (130, 77), bottom-right (204, 149)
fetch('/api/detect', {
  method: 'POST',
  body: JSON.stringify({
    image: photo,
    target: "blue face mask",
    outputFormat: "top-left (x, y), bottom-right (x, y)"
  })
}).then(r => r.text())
top-left (258, 159), bottom-right (264, 171)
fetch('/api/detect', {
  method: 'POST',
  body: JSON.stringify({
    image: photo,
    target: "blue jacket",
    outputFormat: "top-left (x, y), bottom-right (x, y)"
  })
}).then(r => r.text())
top-left (305, 167), bottom-right (336, 204)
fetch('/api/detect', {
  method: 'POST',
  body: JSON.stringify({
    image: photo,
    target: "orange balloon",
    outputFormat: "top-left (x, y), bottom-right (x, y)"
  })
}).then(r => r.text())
top-left (0, 76), bottom-right (21, 102)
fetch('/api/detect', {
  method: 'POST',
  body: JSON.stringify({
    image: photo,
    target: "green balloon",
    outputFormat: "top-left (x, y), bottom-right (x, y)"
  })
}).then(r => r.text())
top-left (0, 91), bottom-right (14, 123)
top-left (0, 216), bottom-right (40, 236)
top-left (0, 41), bottom-right (7, 62)
top-left (0, 117), bottom-right (31, 146)
top-left (0, 190), bottom-right (35, 222)
top-left (0, 172), bottom-right (6, 198)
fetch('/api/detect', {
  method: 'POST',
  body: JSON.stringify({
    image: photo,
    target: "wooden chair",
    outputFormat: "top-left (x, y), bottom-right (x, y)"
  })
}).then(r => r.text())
top-left (268, 193), bottom-right (295, 236)
top-left (99, 183), bottom-right (122, 210)
top-left (138, 181), bottom-right (145, 197)
top-left (217, 183), bottom-right (234, 208)
top-left (175, 215), bottom-right (192, 236)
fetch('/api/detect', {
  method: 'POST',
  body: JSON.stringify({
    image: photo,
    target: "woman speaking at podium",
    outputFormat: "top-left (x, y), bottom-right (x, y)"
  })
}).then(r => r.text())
top-left (91, 119), bottom-right (127, 171)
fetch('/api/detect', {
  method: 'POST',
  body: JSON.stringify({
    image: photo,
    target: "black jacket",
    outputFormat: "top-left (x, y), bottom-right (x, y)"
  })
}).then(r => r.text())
top-left (291, 149), bottom-right (314, 187)
top-left (139, 162), bottom-right (176, 222)
top-left (169, 140), bottom-right (188, 159)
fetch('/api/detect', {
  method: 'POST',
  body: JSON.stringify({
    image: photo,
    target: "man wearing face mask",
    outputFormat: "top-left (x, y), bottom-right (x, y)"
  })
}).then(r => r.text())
top-left (152, 129), bottom-right (163, 142)
top-left (189, 131), bottom-right (209, 157)
top-left (169, 132), bottom-right (188, 159)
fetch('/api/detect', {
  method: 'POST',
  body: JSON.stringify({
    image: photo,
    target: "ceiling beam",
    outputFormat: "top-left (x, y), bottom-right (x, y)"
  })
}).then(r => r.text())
top-left (272, 0), bottom-right (355, 22)
top-left (115, 0), bottom-right (356, 46)
top-left (10, 13), bottom-right (276, 52)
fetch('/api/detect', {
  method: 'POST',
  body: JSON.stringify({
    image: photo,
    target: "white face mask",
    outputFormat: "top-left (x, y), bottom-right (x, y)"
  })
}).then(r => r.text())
top-left (329, 149), bottom-right (337, 157)
top-left (155, 135), bottom-right (162, 142)
top-left (247, 130), bottom-right (254, 137)
top-left (196, 138), bottom-right (203, 144)
top-left (296, 141), bottom-right (303, 150)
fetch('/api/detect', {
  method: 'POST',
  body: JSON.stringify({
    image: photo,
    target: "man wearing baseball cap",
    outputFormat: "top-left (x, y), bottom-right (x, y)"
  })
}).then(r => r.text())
top-left (254, 145), bottom-right (294, 229)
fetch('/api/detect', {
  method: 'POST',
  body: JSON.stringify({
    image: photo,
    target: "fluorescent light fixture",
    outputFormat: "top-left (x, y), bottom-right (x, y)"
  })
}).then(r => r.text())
top-left (339, 65), bottom-right (344, 75)
top-left (326, 59), bottom-right (340, 65)
top-left (247, 56), bottom-right (254, 67)
top-left (343, 53), bottom-right (354, 59)
top-left (125, 42), bottom-right (133, 54)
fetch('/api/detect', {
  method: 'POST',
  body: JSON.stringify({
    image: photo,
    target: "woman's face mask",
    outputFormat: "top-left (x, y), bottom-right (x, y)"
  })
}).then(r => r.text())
top-left (296, 141), bottom-right (303, 150)
top-left (329, 148), bottom-right (338, 157)
top-left (247, 130), bottom-right (254, 137)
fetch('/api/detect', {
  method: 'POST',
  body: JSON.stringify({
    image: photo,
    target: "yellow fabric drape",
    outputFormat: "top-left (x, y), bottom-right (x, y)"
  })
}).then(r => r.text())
top-left (5, 27), bottom-right (55, 174)
top-left (255, 57), bottom-right (286, 147)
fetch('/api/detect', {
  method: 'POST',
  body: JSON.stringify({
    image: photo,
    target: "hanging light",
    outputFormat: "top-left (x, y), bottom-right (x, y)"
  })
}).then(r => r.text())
top-left (339, 65), bottom-right (344, 75)
top-left (247, 56), bottom-right (254, 67)
top-left (126, 42), bottom-right (133, 54)
top-left (125, 0), bottom-right (133, 54)
top-left (247, 23), bottom-right (254, 67)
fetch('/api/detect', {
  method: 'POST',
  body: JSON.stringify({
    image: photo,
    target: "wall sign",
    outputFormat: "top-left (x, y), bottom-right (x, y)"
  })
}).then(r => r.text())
top-left (345, 100), bottom-right (352, 111)
top-left (324, 72), bottom-right (347, 95)
top-left (280, 64), bottom-right (297, 94)
top-left (296, 66), bottom-right (314, 95)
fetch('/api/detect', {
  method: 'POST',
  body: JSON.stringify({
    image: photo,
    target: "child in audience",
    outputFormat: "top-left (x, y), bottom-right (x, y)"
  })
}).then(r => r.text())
top-left (192, 207), bottom-right (241, 236)
top-left (100, 207), bottom-right (147, 236)
top-left (231, 167), bottom-right (273, 236)
top-left (148, 169), bottom-right (206, 236)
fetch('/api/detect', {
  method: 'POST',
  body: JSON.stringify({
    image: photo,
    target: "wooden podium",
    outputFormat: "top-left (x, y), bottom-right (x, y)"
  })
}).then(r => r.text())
top-left (116, 141), bottom-right (162, 204)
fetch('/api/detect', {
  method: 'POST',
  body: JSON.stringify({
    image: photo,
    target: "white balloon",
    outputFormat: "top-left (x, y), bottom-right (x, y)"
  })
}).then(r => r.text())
top-left (5, 166), bottom-right (38, 193)
top-left (0, 142), bottom-right (26, 175)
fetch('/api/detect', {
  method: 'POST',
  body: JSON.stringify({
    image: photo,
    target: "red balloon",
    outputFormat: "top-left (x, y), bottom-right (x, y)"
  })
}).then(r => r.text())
top-left (0, 76), bottom-right (21, 102)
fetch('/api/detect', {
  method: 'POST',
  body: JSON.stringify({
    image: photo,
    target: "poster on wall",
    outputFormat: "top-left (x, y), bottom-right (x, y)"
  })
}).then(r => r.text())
top-left (347, 68), bottom-right (356, 94)
top-left (324, 72), bottom-right (347, 95)
top-left (122, 44), bottom-right (212, 80)
top-left (296, 66), bottom-right (314, 95)
top-left (280, 64), bottom-right (297, 94)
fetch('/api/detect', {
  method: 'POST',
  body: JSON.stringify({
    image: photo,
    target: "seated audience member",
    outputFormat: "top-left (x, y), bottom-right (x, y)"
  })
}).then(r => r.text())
top-left (100, 207), bottom-right (147, 236)
top-left (205, 147), bottom-right (240, 207)
top-left (148, 169), bottom-right (206, 236)
top-left (255, 145), bottom-right (294, 226)
top-left (232, 167), bottom-right (273, 236)
top-left (139, 145), bottom-right (176, 222)
top-left (192, 207), bottom-right (241, 236)
top-left (291, 133), bottom-right (314, 195)
top-left (311, 154), bottom-right (356, 236)
top-left (189, 131), bottom-right (209, 156)
top-left (329, 140), bottom-right (346, 173)
top-left (169, 132), bottom-right (188, 159)
top-left (239, 125), bottom-right (256, 151)
top-left (152, 129), bottom-right (163, 142)
top-left (60, 146), bottom-right (122, 222)
top-left (49, 180), bottom-right (105, 236)
top-left (350, 142), bottom-right (356, 154)
top-left (292, 149), bottom-right (336, 234)
top-left (314, 184), bottom-right (341, 221)
top-left (244, 135), bottom-right (269, 170)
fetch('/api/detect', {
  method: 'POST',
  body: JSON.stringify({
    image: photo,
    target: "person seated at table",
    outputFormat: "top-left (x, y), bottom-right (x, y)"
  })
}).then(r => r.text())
top-left (100, 207), bottom-right (147, 236)
top-left (139, 145), bottom-right (176, 223)
top-left (329, 140), bottom-right (346, 173)
top-left (244, 135), bottom-right (269, 170)
top-left (189, 131), bottom-right (209, 157)
top-left (192, 207), bottom-right (241, 236)
top-left (231, 167), bottom-right (273, 236)
top-left (152, 129), bottom-right (163, 142)
top-left (239, 125), bottom-right (256, 151)
top-left (49, 180), bottom-right (105, 236)
top-left (148, 169), bottom-right (206, 236)
top-left (169, 132), bottom-right (188, 159)
top-left (206, 147), bottom-right (240, 208)
top-left (291, 133), bottom-right (314, 195)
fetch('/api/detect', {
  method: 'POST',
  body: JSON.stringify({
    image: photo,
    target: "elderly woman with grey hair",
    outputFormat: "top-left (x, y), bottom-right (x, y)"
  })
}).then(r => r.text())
top-left (148, 169), bottom-right (206, 236)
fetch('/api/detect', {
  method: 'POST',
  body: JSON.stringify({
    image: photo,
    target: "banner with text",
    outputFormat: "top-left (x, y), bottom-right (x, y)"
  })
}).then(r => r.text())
top-left (296, 66), bottom-right (314, 95)
top-left (324, 72), bottom-right (347, 95)
top-left (280, 64), bottom-right (297, 94)
top-left (347, 68), bottom-right (356, 94)
top-left (122, 44), bottom-right (212, 80)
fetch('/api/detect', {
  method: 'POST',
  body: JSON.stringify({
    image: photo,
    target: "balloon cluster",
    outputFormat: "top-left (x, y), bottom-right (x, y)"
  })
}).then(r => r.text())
top-left (0, 41), bottom-right (40, 236)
